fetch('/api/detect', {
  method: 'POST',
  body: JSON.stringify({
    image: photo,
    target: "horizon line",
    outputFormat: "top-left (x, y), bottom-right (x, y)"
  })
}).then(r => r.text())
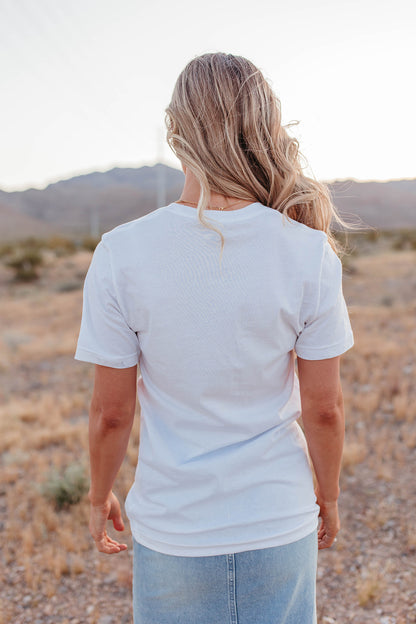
top-left (0, 162), bottom-right (414, 193)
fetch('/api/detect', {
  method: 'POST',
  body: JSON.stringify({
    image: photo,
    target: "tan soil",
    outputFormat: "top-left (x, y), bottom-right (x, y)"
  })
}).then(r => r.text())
top-left (0, 244), bottom-right (415, 623)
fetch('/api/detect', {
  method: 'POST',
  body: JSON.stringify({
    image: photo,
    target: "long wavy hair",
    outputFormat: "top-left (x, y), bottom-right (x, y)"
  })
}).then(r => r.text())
top-left (165, 52), bottom-right (345, 254)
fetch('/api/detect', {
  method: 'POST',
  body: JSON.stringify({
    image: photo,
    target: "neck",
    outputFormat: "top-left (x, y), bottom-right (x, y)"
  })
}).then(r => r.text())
top-left (179, 166), bottom-right (254, 211)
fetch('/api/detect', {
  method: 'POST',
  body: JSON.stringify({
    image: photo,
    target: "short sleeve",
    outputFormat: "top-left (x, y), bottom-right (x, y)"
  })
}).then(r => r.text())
top-left (74, 240), bottom-right (140, 368)
top-left (295, 241), bottom-right (354, 360)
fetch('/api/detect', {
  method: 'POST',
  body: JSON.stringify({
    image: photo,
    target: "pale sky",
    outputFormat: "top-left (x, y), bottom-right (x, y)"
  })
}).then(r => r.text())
top-left (1, 0), bottom-right (415, 191)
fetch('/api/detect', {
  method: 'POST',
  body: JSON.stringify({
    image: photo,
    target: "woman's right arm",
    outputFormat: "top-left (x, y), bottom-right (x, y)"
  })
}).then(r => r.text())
top-left (297, 355), bottom-right (345, 550)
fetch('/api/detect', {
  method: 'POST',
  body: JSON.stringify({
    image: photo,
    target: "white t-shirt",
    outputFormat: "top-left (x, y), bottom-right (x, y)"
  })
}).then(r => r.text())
top-left (75, 201), bottom-right (354, 556)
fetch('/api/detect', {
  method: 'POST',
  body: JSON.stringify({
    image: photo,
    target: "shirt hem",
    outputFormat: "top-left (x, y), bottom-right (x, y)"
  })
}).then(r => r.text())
top-left (74, 347), bottom-right (138, 368)
top-left (295, 335), bottom-right (354, 360)
top-left (128, 518), bottom-right (319, 557)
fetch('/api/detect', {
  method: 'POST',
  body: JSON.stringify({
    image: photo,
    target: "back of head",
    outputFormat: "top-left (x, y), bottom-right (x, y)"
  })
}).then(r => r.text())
top-left (166, 52), bottom-right (343, 252)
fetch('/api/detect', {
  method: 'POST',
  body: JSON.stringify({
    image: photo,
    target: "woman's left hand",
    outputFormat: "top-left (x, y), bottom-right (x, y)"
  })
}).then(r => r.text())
top-left (89, 491), bottom-right (128, 554)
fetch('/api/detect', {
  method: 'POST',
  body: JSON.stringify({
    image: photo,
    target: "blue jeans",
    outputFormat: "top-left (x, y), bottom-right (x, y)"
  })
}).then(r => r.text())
top-left (132, 531), bottom-right (318, 624)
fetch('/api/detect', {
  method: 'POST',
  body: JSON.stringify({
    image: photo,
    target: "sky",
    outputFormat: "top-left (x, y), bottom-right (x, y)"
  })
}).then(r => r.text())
top-left (0, 0), bottom-right (415, 191)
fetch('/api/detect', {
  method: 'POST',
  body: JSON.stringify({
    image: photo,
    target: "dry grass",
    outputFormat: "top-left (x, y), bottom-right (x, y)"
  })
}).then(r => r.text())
top-left (0, 250), bottom-right (139, 621)
top-left (0, 240), bottom-right (415, 623)
top-left (356, 564), bottom-right (388, 607)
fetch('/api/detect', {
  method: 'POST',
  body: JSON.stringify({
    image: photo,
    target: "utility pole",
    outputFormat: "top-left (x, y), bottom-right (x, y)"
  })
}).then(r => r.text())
top-left (89, 204), bottom-right (100, 238)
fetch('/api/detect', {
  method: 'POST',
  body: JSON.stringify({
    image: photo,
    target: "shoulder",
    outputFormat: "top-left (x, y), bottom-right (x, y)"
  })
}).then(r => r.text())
top-left (262, 206), bottom-right (326, 240)
top-left (262, 207), bottom-right (344, 289)
top-left (262, 206), bottom-right (331, 262)
top-left (104, 205), bottom-right (170, 238)
top-left (100, 205), bottom-right (173, 254)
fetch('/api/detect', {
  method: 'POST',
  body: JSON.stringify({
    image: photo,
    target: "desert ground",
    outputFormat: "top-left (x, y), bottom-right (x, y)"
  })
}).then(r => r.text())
top-left (0, 232), bottom-right (415, 624)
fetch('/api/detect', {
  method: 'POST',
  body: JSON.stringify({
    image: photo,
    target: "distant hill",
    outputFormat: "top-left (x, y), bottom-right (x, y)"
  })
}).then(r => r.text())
top-left (0, 164), bottom-right (184, 241)
top-left (329, 179), bottom-right (416, 230)
top-left (0, 202), bottom-right (56, 241)
top-left (0, 164), bottom-right (414, 242)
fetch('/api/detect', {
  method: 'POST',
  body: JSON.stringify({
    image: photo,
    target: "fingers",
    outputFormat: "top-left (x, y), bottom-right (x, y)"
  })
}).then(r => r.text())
top-left (107, 494), bottom-right (125, 532)
top-left (94, 531), bottom-right (128, 554)
top-left (317, 518), bottom-right (339, 550)
top-left (317, 508), bottom-right (340, 550)
top-left (111, 513), bottom-right (125, 532)
top-left (318, 533), bottom-right (337, 550)
top-left (316, 497), bottom-right (340, 550)
top-left (89, 498), bottom-right (127, 554)
top-left (90, 523), bottom-right (128, 554)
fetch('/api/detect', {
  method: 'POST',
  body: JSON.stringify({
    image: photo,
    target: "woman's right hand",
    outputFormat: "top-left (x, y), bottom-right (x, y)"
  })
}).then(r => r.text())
top-left (89, 491), bottom-right (128, 554)
top-left (316, 492), bottom-right (340, 550)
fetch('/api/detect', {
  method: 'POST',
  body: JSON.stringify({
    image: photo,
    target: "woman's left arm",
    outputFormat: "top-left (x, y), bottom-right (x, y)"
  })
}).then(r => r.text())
top-left (88, 364), bottom-right (137, 554)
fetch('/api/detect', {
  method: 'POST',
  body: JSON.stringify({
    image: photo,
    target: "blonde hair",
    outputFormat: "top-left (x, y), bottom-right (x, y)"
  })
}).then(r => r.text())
top-left (165, 52), bottom-right (345, 255)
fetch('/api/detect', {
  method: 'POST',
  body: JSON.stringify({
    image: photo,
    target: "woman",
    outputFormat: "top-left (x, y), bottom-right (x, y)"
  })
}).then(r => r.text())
top-left (75, 52), bottom-right (353, 624)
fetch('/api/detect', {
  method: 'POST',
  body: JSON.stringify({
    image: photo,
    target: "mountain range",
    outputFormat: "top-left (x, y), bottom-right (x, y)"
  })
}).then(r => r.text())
top-left (0, 164), bottom-right (415, 241)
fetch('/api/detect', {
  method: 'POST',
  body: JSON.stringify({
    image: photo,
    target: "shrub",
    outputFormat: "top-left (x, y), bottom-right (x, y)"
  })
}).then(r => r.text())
top-left (54, 281), bottom-right (83, 293)
top-left (391, 229), bottom-right (416, 251)
top-left (5, 246), bottom-right (43, 281)
top-left (19, 236), bottom-right (43, 250)
top-left (81, 236), bottom-right (100, 252)
top-left (0, 242), bottom-right (14, 259)
top-left (41, 463), bottom-right (89, 511)
top-left (45, 236), bottom-right (76, 256)
top-left (380, 295), bottom-right (394, 307)
top-left (364, 228), bottom-right (380, 242)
